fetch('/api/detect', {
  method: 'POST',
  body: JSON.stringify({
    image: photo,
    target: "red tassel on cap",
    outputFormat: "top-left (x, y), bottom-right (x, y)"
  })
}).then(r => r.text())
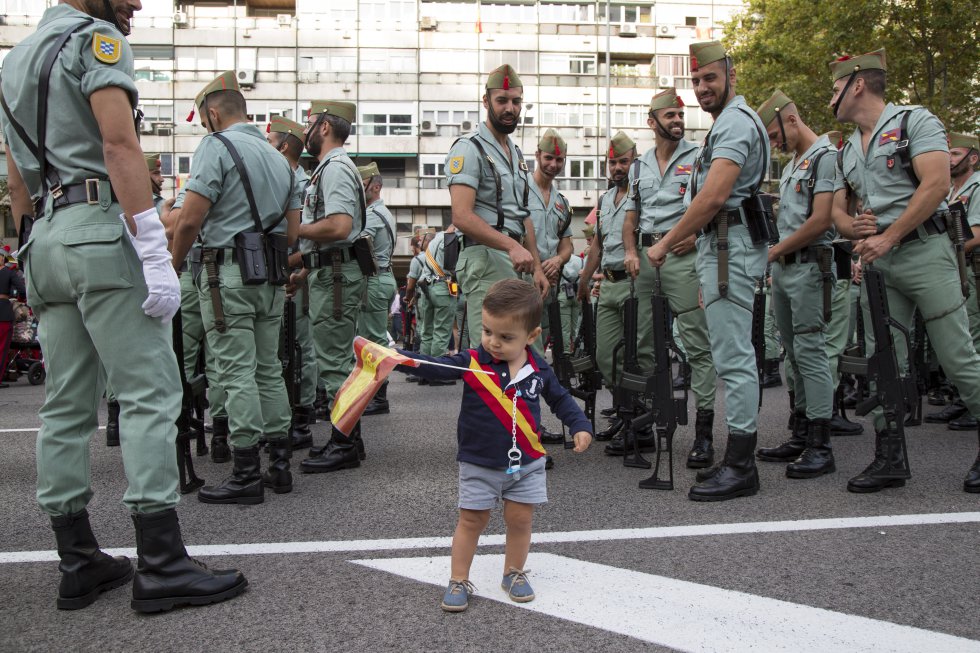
top-left (503, 75), bottom-right (510, 90)
top-left (186, 107), bottom-right (195, 122)
top-left (609, 145), bottom-right (615, 158)
top-left (554, 143), bottom-right (560, 156)
top-left (677, 96), bottom-right (685, 108)
top-left (267, 122), bottom-right (272, 133)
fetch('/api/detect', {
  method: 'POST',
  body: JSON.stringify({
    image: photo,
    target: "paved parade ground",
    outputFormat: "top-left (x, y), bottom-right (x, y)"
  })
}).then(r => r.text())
top-left (1, 373), bottom-right (978, 652)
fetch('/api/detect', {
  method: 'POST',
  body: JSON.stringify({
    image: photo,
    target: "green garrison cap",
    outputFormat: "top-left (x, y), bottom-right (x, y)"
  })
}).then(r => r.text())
top-left (357, 162), bottom-right (380, 180)
top-left (309, 100), bottom-right (356, 125)
top-left (649, 88), bottom-right (684, 112)
top-left (756, 90), bottom-right (794, 128)
top-left (690, 41), bottom-right (727, 72)
top-left (582, 223), bottom-right (595, 238)
top-left (537, 128), bottom-right (567, 156)
top-left (829, 48), bottom-right (887, 82)
top-left (144, 153), bottom-right (160, 170)
top-left (608, 131), bottom-right (636, 158)
top-left (486, 64), bottom-right (522, 90)
top-left (268, 116), bottom-right (305, 139)
top-left (195, 70), bottom-right (240, 109)
top-left (949, 132), bottom-right (979, 151)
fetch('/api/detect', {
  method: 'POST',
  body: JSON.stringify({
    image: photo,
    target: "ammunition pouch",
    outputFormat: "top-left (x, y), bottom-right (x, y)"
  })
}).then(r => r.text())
top-left (265, 233), bottom-right (290, 286)
top-left (233, 231), bottom-right (269, 285)
top-left (832, 241), bottom-right (853, 281)
top-left (443, 232), bottom-right (460, 272)
top-left (352, 233), bottom-right (379, 277)
top-left (742, 193), bottom-right (779, 246)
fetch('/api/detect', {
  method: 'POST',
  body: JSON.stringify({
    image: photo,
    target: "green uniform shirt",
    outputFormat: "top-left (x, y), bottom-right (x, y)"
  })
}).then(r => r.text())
top-left (294, 165), bottom-right (310, 195)
top-left (776, 134), bottom-right (838, 245)
top-left (365, 199), bottom-right (396, 269)
top-left (445, 123), bottom-right (531, 237)
top-left (597, 187), bottom-right (629, 270)
top-left (629, 139), bottom-right (698, 233)
top-left (836, 103), bottom-right (949, 228)
top-left (528, 180), bottom-right (572, 260)
top-left (0, 5), bottom-right (138, 197)
top-left (185, 122), bottom-right (300, 248)
top-left (950, 170), bottom-right (980, 228)
top-left (408, 253), bottom-right (430, 283)
top-left (300, 146), bottom-right (365, 254)
top-left (690, 95), bottom-right (770, 211)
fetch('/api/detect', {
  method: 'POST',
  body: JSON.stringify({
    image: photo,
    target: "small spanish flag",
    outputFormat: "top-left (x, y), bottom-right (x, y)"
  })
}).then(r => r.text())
top-left (330, 337), bottom-right (419, 435)
top-left (878, 128), bottom-right (900, 146)
top-left (675, 164), bottom-right (692, 176)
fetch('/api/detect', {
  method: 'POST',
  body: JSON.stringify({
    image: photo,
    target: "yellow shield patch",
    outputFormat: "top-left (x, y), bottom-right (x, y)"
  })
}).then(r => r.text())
top-left (93, 33), bottom-right (122, 65)
top-left (448, 156), bottom-right (464, 174)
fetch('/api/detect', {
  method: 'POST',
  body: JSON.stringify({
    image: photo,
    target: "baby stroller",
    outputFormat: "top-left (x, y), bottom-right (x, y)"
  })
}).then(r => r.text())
top-left (4, 303), bottom-right (44, 385)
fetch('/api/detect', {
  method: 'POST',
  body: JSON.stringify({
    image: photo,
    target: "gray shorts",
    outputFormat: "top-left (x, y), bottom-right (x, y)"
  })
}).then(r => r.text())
top-left (457, 456), bottom-right (548, 510)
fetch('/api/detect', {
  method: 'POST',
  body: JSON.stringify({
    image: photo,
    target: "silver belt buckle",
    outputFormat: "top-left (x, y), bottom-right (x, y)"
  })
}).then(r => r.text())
top-left (84, 179), bottom-right (100, 205)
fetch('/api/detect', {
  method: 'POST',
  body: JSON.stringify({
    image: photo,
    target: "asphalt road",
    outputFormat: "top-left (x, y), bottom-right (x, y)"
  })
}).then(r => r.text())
top-left (1, 369), bottom-right (978, 652)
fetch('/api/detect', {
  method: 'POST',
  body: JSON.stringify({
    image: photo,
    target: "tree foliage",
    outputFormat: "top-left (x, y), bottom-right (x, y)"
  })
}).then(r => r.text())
top-left (723, 0), bottom-right (980, 135)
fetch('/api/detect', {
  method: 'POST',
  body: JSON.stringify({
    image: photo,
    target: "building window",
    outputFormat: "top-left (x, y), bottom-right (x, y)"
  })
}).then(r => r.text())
top-left (656, 55), bottom-right (691, 78)
top-left (539, 3), bottom-right (595, 23)
top-left (685, 16), bottom-right (698, 26)
top-left (420, 49), bottom-right (478, 73)
top-left (393, 208), bottom-right (414, 235)
top-left (361, 113), bottom-right (413, 136)
top-left (178, 156), bottom-right (192, 176)
top-left (160, 154), bottom-right (174, 177)
top-left (598, 3), bottom-right (652, 23)
top-left (421, 108), bottom-right (479, 138)
top-left (175, 46), bottom-right (235, 72)
top-left (482, 50), bottom-right (537, 75)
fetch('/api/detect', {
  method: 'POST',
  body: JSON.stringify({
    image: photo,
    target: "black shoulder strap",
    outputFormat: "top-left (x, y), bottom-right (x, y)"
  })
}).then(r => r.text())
top-left (515, 144), bottom-right (530, 215)
top-left (629, 159), bottom-right (642, 218)
top-left (375, 204), bottom-right (396, 253)
top-left (804, 148), bottom-right (832, 218)
top-left (735, 104), bottom-right (769, 196)
top-left (468, 136), bottom-right (505, 231)
top-left (895, 110), bottom-right (920, 188)
top-left (213, 133), bottom-right (289, 235)
top-left (556, 191), bottom-right (572, 238)
top-left (307, 157), bottom-right (367, 236)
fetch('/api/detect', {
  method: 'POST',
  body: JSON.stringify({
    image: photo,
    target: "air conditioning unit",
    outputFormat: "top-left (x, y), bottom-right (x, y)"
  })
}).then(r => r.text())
top-left (277, 14), bottom-right (292, 26)
top-left (618, 23), bottom-right (638, 38)
top-left (460, 120), bottom-right (474, 132)
top-left (420, 16), bottom-right (437, 31)
top-left (173, 11), bottom-right (188, 27)
top-left (155, 125), bottom-right (173, 136)
top-left (420, 120), bottom-right (436, 135)
top-left (658, 24), bottom-right (677, 38)
top-left (140, 121), bottom-right (154, 134)
top-left (583, 126), bottom-right (598, 138)
top-left (658, 75), bottom-right (675, 89)
top-left (236, 69), bottom-right (256, 87)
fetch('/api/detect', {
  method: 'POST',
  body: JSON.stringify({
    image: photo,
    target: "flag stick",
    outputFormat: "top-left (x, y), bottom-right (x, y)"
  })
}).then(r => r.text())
top-left (413, 359), bottom-right (495, 375)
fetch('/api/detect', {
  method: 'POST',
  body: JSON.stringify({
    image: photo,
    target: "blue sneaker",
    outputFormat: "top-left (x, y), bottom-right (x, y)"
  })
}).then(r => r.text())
top-left (501, 568), bottom-right (535, 603)
top-left (441, 579), bottom-right (476, 612)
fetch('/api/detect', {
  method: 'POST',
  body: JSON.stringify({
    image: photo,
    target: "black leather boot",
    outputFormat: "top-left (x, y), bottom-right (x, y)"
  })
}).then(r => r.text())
top-left (757, 414), bottom-right (808, 462)
top-left (130, 509), bottom-right (247, 613)
top-left (925, 398), bottom-right (967, 423)
top-left (197, 446), bottom-right (263, 504)
top-left (288, 405), bottom-right (314, 450)
top-left (262, 438), bottom-right (293, 494)
top-left (686, 408), bottom-right (714, 469)
top-left (105, 401), bottom-right (120, 447)
top-left (847, 429), bottom-right (911, 493)
top-left (595, 417), bottom-right (623, 441)
top-left (830, 390), bottom-right (863, 436)
top-left (51, 509), bottom-right (133, 610)
top-left (210, 417), bottom-right (231, 463)
top-left (301, 425), bottom-right (360, 473)
top-left (948, 413), bottom-right (978, 431)
top-left (604, 426), bottom-right (655, 456)
top-left (539, 426), bottom-right (565, 445)
top-left (761, 359), bottom-right (782, 388)
top-left (688, 432), bottom-right (760, 502)
top-left (965, 427), bottom-right (980, 494)
top-left (353, 422), bottom-right (366, 461)
top-left (786, 418), bottom-right (836, 478)
top-left (362, 380), bottom-right (390, 416)
top-left (600, 407), bottom-right (617, 418)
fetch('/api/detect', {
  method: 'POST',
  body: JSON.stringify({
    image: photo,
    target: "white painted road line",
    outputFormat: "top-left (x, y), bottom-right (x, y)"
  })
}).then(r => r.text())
top-left (0, 427), bottom-right (105, 433)
top-left (2, 511), bottom-right (979, 564)
top-left (355, 553), bottom-right (980, 653)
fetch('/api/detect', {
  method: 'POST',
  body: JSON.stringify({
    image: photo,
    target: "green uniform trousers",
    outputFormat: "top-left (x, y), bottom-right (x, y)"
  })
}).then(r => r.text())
top-left (862, 234), bottom-right (980, 429)
top-left (557, 288), bottom-right (580, 352)
top-left (787, 278), bottom-right (852, 388)
top-left (595, 275), bottom-right (654, 387)
top-left (356, 270), bottom-right (397, 347)
top-left (966, 266), bottom-right (980, 356)
top-left (180, 270), bottom-right (226, 418)
top-left (23, 204), bottom-right (182, 515)
top-left (419, 281), bottom-right (457, 356)
top-left (197, 259), bottom-right (291, 448)
top-left (284, 283), bottom-right (319, 408)
top-left (763, 284), bottom-right (782, 361)
top-left (456, 245), bottom-right (519, 347)
top-left (635, 249), bottom-right (716, 410)
top-left (536, 290), bottom-right (557, 355)
top-left (696, 225), bottom-right (768, 435)
top-left (309, 260), bottom-right (366, 400)
top-left (772, 261), bottom-right (833, 419)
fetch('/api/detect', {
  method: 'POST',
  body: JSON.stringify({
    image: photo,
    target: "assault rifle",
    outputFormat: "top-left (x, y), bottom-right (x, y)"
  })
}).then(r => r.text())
top-left (609, 280), bottom-right (654, 470)
top-left (280, 296), bottom-right (303, 410)
top-left (839, 265), bottom-right (914, 481)
top-left (906, 309), bottom-right (928, 426)
top-left (639, 266), bottom-right (688, 490)
top-left (548, 292), bottom-right (600, 446)
top-left (172, 310), bottom-right (206, 494)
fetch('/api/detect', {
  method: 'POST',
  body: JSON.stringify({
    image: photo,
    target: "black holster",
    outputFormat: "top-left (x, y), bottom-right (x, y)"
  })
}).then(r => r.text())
top-left (352, 234), bottom-right (379, 277)
top-left (233, 231), bottom-right (268, 285)
top-left (264, 233), bottom-right (290, 286)
top-left (742, 194), bottom-right (779, 246)
top-left (816, 246), bottom-right (834, 323)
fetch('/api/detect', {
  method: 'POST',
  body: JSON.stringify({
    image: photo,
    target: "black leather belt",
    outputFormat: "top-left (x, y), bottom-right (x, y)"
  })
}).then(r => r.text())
top-left (638, 231), bottom-right (669, 247)
top-left (698, 208), bottom-right (743, 237)
top-left (378, 265), bottom-right (392, 273)
top-left (51, 179), bottom-right (117, 211)
top-left (202, 247), bottom-right (238, 265)
top-left (777, 246), bottom-right (830, 266)
top-left (881, 211), bottom-right (948, 246)
top-left (302, 247), bottom-right (356, 269)
top-left (460, 230), bottom-right (524, 249)
top-left (603, 268), bottom-right (629, 282)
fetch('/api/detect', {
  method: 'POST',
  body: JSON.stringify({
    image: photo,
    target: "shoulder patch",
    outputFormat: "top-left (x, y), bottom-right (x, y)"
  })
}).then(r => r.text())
top-left (449, 156), bottom-right (465, 174)
top-left (93, 33), bottom-right (122, 65)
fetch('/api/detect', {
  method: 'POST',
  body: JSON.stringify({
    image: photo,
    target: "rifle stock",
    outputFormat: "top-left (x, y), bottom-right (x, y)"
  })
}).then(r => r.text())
top-left (615, 280), bottom-right (654, 470)
top-left (172, 310), bottom-right (205, 494)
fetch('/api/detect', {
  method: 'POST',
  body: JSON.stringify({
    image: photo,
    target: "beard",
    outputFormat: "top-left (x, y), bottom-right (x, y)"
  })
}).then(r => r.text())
top-left (488, 105), bottom-right (519, 135)
top-left (305, 129), bottom-right (323, 159)
top-left (951, 157), bottom-right (973, 178)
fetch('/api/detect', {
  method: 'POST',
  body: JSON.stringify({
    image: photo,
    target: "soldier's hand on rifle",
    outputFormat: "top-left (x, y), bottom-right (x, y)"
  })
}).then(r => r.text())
top-left (541, 255), bottom-right (561, 285)
top-left (852, 260), bottom-right (863, 285)
top-left (533, 267), bottom-right (550, 298)
top-left (286, 268), bottom-right (308, 296)
top-left (647, 242), bottom-right (668, 268)
top-left (572, 430), bottom-right (592, 452)
top-left (854, 231), bottom-right (898, 264)
top-left (669, 234), bottom-right (696, 256)
top-left (508, 244), bottom-right (535, 274)
top-left (624, 250), bottom-right (640, 277)
top-left (852, 208), bottom-right (878, 240)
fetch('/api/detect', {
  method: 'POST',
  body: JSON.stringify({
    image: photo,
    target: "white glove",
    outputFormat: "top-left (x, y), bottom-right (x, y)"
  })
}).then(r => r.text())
top-left (121, 208), bottom-right (180, 322)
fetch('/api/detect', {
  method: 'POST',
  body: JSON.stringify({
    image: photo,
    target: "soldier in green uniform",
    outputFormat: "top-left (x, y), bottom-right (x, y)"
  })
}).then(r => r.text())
top-left (406, 233), bottom-right (431, 362)
top-left (420, 228), bottom-right (460, 361)
top-left (557, 252), bottom-right (584, 350)
top-left (292, 100), bottom-right (371, 473)
top-left (623, 88), bottom-right (719, 468)
top-left (447, 64), bottom-right (549, 344)
top-left (647, 42), bottom-right (771, 502)
top-left (827, 49), bottom-right (980, 494)
top-left (356, 162), bottom-right (399, 413)
top-left (753, 90), bottom-right (838, 478)
top-left (146, 153), bottom-right (165, 211)
top-left (1, 0), bottom-right (244, 611)
top-left (171, 71), bottom-right (301, 503)
top-left (267, 116), bottom-right (318, 449)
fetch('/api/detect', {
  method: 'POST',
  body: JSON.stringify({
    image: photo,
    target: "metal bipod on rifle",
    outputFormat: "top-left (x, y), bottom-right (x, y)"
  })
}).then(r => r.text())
top-left (639, 265), bottom-right (688, 490)
top-left (609, 278), bottom-right (654, 470)
top-left (548, 290), bottom-right (600, 449)
top-left (838, 264), bottom-right (914, 481)
top-left (172, 310), bottom-right (206, 494)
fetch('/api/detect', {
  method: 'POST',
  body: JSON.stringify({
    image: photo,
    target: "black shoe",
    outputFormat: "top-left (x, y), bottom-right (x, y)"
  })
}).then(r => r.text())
top-left (695, 464), bottom-right (721, 483)
top-left (363, 381), bottom-right (390, 416)
top-left (686, 408), bottom-right (715, 469)
top-left (847, 429), bottom-right (911, 493)
top-left (545, 455), bottom-right (554, 470)
top-left (757, 414), bottom-right (807, 462)
top-left (427, 379), bottom-right (456, 386)
top-left (595, 417), bottom-right (623, 441)
top-left (925, 399), bottom-right (967, 424)
top-left (301, 426), bottom-right (360, 473)
top-left (948, 414), bottom-right (978, 431)
top-left (289, 406), bottom-right (314, 450)
top-left (829, 413), bottom-right (864, 436)
top-left (210, 417), bottom-right (231, 463)
top-left (130, 509), bottom-right (247, 613)
top-left (689, 432), bottom-right (760, 502)
top-left (600, 407), bottom-right (617, 418)
top-left (786, 419), bottom-right (836, 479)
top-left (197, 446), bottom-right (264, 504)
top-left (262, 438), bottom-right (293, 494)
top-left (539, 427), bottom-right (565, 445)
top-left (51, 509), bottom-right (133, 610)
top-left (604, 427), bottom-right (655, 456)
top-left (760, 360), bottom-right (782, 389)
top-left (105, 401), bottom-right (120, 447)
